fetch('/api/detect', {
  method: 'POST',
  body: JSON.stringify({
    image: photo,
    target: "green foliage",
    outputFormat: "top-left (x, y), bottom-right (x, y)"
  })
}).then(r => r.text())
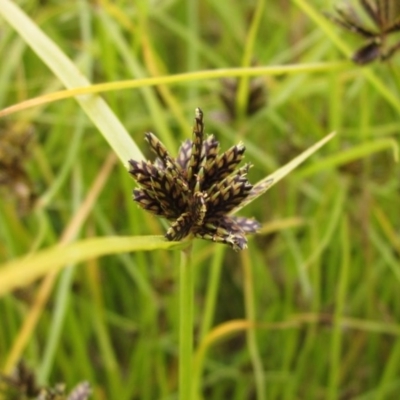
top-left (0, 1), bottom-right (400, 399)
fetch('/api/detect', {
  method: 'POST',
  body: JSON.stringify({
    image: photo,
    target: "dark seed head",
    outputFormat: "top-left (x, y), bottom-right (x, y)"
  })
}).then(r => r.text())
top-left (128, 108), bottom-right (259, 251)
top-left (326, 0), bottom-right (400, 64)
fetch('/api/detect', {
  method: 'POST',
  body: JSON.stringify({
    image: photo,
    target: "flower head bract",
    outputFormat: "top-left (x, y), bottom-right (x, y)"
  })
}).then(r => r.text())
top-left (128, 108), bottom-right (262, 251)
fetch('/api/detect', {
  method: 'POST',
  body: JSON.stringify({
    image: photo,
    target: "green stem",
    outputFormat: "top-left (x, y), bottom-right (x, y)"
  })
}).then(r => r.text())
top-left (187, 0), bottom-right (199, 101)
top-left (199, 246), bottom-right (225, 341)
top-left (388, 61), bottom-right (400, 94)
top-left (328, 216), bottom-right (350, 400)
top-left (241, 251), bottom-right (265, 400)
top-left (179, 244), bottom-right (194, 400)
top-left (236, 0), bottom-right (265, 122)
top-left (193, 246), bottom-right (225, 399)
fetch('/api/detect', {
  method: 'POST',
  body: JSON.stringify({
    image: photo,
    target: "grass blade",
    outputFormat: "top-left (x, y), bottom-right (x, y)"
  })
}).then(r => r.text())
top-left (0, 0), bottom-right (143, 164)
top-left (0, 236), bottom-right (188, 297)
top-left (232, 131), bottom-right (336, 214)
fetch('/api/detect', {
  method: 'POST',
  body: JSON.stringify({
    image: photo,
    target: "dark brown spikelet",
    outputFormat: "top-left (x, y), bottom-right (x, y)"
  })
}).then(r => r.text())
top-left (187, 108), bottom-right (205, 187)
top-left (128, 108), bottom-right (261, 250)
top-left (0, 361), bottom-right (41, 398)
top-left (176, 139), bottom-right (192, 170)
top-left (202, 142), bottom-right (246, 189)
top-left (326, 0), bottom-right (400, 64)
top-left (0, 125), bottom-right (36, 215)
top-left (207, 164), bottom-right (253, 216)
top-left (0, 361), bottom-right (91, 400)
top-left (201, 135), bottom-right (220, 165)
top-left (220, 77), bottom-right (267, 120)
top-left (194, 216), bottom-right (249, 251)
top-left (67, 382), bottom-right (91, 400)
top-left (128, 160), bottom-right (157, 189)
top-left (232, 216), bottom-right (262, 233)
top-left (165, 212), bottom-right (193, 241)
top-left (145, 132), bottom-right (182, 176)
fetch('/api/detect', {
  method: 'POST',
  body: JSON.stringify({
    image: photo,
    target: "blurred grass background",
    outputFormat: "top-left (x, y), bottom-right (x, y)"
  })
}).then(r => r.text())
top-left (0, 0), bottom-right (400, 399)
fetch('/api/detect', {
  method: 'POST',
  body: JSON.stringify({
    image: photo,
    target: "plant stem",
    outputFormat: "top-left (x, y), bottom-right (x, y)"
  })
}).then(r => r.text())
top-left (179, 243), bottom-right (194, 400)
top-left (193, 247), bottom-right (225, 399)
top-left (328, 216), bottom-right (350, 400)
top-left (241, 250), bottom-right (265, 400)
top-left (199, 246), bottom-right (225, 341)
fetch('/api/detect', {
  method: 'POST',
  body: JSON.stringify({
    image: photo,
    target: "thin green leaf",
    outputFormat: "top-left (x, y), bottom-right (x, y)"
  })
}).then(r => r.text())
top-left (0, 63), bottom-right (348, 119)
top-left (232, 131), bottom-right (336, 214)
top-left (0, 0), bottom-right (143, 164)
top-left (296, 138), bottom-right (399, 179)
top-left (0, 236), bottom-right (188, 297)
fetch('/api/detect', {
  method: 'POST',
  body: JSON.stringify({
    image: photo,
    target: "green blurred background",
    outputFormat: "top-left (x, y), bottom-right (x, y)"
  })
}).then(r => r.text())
top-left (0, 0), bottom-right (399, 399)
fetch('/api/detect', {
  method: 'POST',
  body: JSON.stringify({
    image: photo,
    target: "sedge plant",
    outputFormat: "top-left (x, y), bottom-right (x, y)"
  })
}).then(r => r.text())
top-left (8, 1), bottom-right (392, 399)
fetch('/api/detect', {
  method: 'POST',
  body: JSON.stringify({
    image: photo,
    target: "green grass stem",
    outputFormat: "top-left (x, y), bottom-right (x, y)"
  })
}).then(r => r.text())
top-left (241, 251), bottom-right (265, 400)
top-left (328, 216), bottom-right (350, 400)
top-left (179, 244), bottom-right (195, 400)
